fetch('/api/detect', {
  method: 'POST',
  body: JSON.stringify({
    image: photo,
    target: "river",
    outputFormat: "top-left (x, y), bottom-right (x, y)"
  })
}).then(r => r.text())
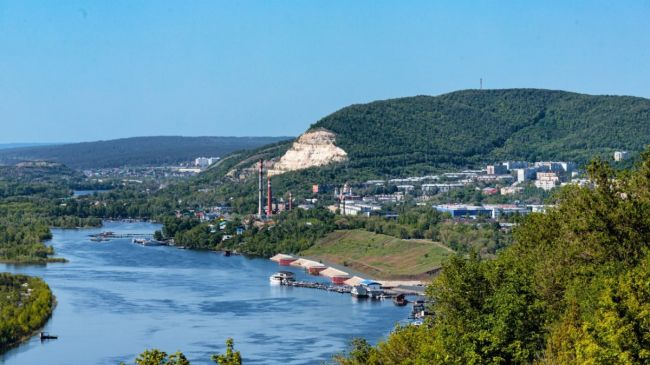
top-left (0, 221), bottom-right (410, 365)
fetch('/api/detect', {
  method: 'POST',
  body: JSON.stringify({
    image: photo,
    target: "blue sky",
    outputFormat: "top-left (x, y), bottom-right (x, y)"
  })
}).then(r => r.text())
top-left (1, 1), bottom-right (649, 143)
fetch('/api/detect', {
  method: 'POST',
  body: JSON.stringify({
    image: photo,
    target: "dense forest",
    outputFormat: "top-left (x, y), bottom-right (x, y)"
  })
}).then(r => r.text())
top-left (178, 89), bottom-right (650, 213)
top-left (335, 154), bottom-right (650, 364)
top-left (312, 89), bottom-right (650, 175)
top-left (0, 164), bottom-right (101, 263)
top-left (0, 136), bottom-right (291, 169)
top-left (157, 205), bottom-right (511, 258)
top-left (0, 273), bottom-right (54, 352)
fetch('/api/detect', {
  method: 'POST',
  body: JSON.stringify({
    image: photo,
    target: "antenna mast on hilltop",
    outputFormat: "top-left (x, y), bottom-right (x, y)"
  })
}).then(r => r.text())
top-left (258, 159), bottom-right (263, 218)
top-left (480, 78), bottom-right (483, 90)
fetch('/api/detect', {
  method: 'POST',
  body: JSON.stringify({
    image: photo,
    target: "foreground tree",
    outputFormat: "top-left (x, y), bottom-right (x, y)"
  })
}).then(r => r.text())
top-left (125, 338), bottom-right (241, 365)
top-left (336, 151), bottom-right (650, 364)
top-left (211, 338), bottom-right (242, 365)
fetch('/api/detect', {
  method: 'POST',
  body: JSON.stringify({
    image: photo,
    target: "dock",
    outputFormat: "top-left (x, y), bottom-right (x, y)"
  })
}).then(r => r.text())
top-left (88, 232), bottom-right (153, 240)
top-left (279, 279), bottom-right (421, 298)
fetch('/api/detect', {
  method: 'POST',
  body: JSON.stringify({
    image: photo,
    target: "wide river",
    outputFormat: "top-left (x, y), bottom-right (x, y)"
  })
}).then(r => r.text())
top-left (0, 221), bottom-right (410, 364)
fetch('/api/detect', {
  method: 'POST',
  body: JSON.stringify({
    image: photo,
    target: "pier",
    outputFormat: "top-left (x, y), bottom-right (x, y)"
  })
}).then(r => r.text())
top-left (279, 279), bottom-right (421, 298)
top-left (89, 232), bottom-right (153, 240)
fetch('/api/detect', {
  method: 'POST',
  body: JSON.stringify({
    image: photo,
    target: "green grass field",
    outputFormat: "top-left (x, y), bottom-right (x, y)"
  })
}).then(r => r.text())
top-left (301, 229), bottom-right (455, 280)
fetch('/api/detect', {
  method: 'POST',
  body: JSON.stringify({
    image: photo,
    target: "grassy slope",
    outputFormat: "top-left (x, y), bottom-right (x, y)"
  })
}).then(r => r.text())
top-left (301, 229), bottom-right (455, 280)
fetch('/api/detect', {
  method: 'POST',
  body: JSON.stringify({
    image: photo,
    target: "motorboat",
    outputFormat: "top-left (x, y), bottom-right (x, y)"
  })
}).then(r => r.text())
top-left (351, 285), bottom-right (369, 298)
top-left (393, 294), bottom-right (408, 306)
top-left (269, 271), bottom-right (295, 284)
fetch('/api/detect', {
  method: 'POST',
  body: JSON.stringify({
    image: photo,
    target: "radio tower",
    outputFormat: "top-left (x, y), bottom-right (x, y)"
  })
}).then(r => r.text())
top-left (257, 159), bottom-right (263, 218)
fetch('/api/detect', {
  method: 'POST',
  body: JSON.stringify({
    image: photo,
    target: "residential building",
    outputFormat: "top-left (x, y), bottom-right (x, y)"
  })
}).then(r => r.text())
top-left (501, 186), bottom-right (524, 195)
top-left (434, 204), bottom-right (492, 218)
top-left (482, 187), bottom-right (499, 195)
top-left (194, 157), bottom-right (220, 169)
top-left (487, 164), bottom-right (508, 175)
top-left (341, 202), bottom-right (382, 216)
top-left (482, 204), bottom-right (530, 219)
top-left (421, 183), bottom-right (464, 194)
top-left (503, 161), bottom-right (529, 170)
top-left (614, 151), bottom-right (629, 161)
top-left (535, 172), bottom-right (560, 191)
top-left (515, 168), bottom-right (537, 182)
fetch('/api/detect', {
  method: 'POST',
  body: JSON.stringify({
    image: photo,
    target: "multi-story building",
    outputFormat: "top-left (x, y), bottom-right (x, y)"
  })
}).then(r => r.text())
top-left (194, 157), bottom-right (220, 169)
top-left (535, 172), bottom-right (560, 190)
top-left (614, 151), bottom-right (629, 161)
top-left (501, 186), bottom-right (524, 195)
top-left (486, 164), bottom-right (508, 175)
top-left (515, 168), bottom-right (537, 182)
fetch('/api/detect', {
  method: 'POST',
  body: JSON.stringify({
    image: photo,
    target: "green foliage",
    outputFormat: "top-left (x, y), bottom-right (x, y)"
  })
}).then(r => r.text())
top-left (336, 149), bottom-right (650, 364)
top-left (313, 89), bottom-right (650, 175)
top-left (164, 88), bottom-right (650, 215)
top-left (160, 204), bottom-right (508, 259)
top-left (0, 165), bottom-right (100, 263)
top-left (224, 208), bottom-right (337, 256)
top-left (0, 273), bottom-right (54, 351)
top-left (126, 339), bottom-right (241, 365)
top-left (211, 338), bottom-right (242, 365)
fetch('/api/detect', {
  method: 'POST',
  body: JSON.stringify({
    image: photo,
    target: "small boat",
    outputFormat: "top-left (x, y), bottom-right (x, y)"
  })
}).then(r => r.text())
top-left (393, 294), bottom-right (408, 306)
top-left (351, 285), bottom-right (369, 298)
top-left (223, 250), bottom-right (231, 257)
top-left (40, 332), bottom-right (58, 340)
top-left (132, 238), bottom-right (162, 246)
top-left (269, 271), bottom-right (295, 284)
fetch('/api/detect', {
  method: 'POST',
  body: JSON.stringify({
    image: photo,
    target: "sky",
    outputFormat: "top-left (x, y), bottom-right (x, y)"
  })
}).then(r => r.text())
top-left (0, 1), bottom-right (649, 143)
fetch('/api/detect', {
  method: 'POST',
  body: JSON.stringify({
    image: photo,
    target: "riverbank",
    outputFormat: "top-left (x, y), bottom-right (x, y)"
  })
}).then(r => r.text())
top-left (1, 221), bottom-right (409, 365)
top-left (0, 274), bottom-right (56, 354)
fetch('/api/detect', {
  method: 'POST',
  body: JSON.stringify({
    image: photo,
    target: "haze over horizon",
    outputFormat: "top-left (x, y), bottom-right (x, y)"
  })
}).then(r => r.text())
top-left (1, 1), bottom-right (649, 143)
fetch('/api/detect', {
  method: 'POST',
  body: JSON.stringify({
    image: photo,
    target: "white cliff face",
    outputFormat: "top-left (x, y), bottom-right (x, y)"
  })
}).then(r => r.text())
top-left (268, 129), bottom-right (347, 176)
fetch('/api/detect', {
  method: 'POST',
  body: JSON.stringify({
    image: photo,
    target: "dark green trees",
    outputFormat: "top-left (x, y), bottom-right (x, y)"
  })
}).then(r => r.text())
top-left (0, 274), bottom-right (54, 351)
top-left (337, 151), bottom-right (650, 364)
top-left (126, 338), bottom-right (241, 365)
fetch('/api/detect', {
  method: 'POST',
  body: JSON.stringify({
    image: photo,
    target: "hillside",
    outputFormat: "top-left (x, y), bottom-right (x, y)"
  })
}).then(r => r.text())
top-left (309, 88), bottom-right (650, 175)
top-left (0, 136), bottom-right (292, 169)
top-left (301, 229), bottom-right (454, 280)
top-left (188, 89), bottom-right (650, 210)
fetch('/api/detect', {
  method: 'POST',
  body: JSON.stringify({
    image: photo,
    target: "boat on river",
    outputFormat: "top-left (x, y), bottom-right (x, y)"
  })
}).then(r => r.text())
top-left (351, 285), bottom-right (369, 298)
top-left (40, 332), bottom-right (58, 340)
top-left (132, 238), bottom-right (162, 246)
top-left (269, 271), bottom-right (295, 284)
top-left (393, 294), bottom-right (408, 306)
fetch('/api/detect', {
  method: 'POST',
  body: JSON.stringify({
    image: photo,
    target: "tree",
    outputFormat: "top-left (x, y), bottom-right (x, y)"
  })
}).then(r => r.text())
top-left (211, 338), bottom-right (242, 365)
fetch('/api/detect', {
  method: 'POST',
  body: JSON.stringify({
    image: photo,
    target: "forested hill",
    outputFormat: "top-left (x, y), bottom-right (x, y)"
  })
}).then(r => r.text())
top-left (309, 89), bottom-right (650, 175)
top-left (0, 136), bottom-right (292, 169)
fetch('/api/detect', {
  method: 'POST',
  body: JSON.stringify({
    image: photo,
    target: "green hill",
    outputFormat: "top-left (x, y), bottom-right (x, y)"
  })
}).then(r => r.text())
top-left (0, 136), bottom-right (292, 169)
top-left (310, 88), bottom-right (650, 175)
top-left (184, 89), bottom-right (650, 212)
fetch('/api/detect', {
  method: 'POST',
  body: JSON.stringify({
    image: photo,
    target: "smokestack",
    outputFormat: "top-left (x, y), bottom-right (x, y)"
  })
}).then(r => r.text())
top-left (288, 192), bottom-right (292, 211)
top-left (258, 159), bottom-right (263, 217)
top-left (267, 172), bottom-right (273, 216)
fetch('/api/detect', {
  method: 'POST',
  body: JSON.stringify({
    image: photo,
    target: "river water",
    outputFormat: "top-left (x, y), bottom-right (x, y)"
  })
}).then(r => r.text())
top-left (0, 221), bottom-right (410, 365)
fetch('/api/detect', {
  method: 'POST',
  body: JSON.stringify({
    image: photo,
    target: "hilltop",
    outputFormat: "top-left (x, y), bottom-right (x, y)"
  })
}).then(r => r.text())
top-left (191, 89), bottom-right (650, 210)
top-left (308, 88), bottom-right (650, 175)
top-left (0, 136), bottom-right (292, 169)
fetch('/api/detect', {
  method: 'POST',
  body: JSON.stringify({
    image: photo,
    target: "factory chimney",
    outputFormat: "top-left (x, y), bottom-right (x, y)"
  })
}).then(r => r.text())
top-left (258, 160), bottom-right (263, 217)
top-left (267, 172), bottom-right (273, 216)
